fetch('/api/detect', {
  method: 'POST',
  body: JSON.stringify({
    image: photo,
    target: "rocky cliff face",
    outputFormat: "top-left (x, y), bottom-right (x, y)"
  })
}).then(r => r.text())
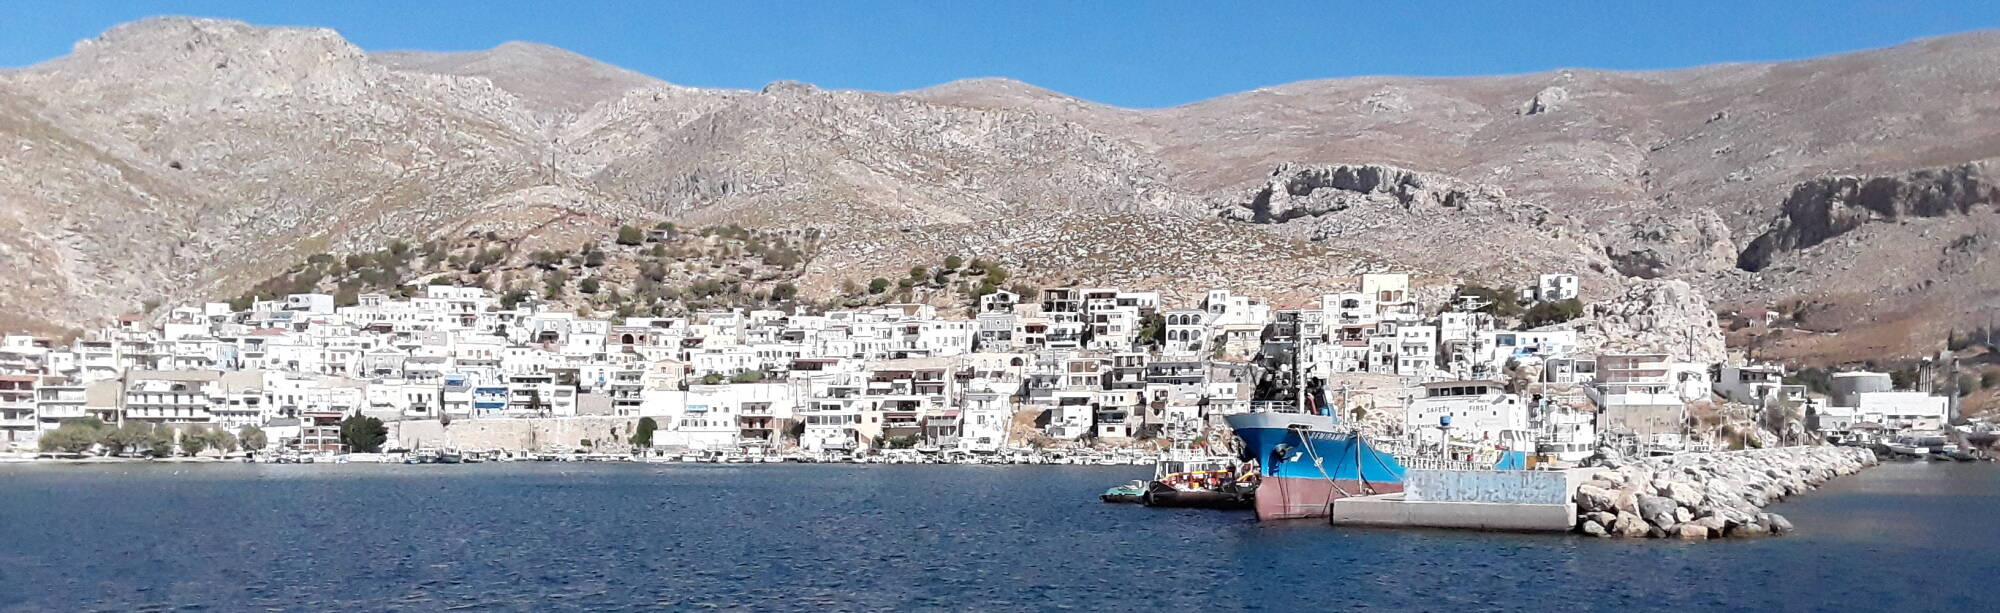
top-left (1218, 163), bottom-right (1514, 224)
top-left (1550, 279), bottom-right (1730, 364)
top-left (1737, 160), bottom-right (1998, 271)
top-left (1210, 163), bottom-right (1619, 300)
top-left (1603, 210), bottom-right (1739, 278)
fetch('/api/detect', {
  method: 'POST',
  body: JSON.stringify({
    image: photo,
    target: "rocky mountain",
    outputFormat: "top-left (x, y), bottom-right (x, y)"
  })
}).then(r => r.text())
top-left (5, 16), bottom-right (2000, 364)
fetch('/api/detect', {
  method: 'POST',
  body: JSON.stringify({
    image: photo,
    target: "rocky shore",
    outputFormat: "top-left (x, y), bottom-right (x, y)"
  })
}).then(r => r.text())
top-left (1572, 446), bottom-right (1879, 540)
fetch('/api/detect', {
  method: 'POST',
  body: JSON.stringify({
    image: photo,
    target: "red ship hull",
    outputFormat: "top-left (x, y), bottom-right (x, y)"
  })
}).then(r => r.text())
top-left (1253, 476), bottom-right (1404, 521)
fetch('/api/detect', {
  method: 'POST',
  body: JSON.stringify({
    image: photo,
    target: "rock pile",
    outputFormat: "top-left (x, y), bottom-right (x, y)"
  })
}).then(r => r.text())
top-left (1572, 446), bottom-right (1877, 540)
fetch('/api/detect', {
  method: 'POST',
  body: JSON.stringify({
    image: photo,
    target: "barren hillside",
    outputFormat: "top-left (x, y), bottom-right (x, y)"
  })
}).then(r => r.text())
top-left (4, 17), bottom-right (1999, 364)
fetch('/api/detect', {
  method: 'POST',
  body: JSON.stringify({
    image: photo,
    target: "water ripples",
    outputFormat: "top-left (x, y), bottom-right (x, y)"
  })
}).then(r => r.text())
top-left (3, 462), bottom-right (1998, 611)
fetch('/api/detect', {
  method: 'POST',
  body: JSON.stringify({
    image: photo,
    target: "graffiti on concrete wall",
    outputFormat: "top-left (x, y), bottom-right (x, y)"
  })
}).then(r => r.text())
top-left (1403, 469), bottom-right (1567, 505)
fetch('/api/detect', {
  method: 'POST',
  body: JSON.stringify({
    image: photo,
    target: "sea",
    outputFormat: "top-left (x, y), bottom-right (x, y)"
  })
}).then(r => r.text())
top-left (0, 460), bottom-right (1994, 612)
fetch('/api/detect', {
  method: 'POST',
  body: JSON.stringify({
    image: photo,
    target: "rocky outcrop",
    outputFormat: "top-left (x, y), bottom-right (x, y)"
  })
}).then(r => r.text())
top-left (1546, 278), bottom-right (1728, 364)
top-left (1520, 86), bottom-right (1569, 115)
top-left (1218, 163), bottom-right (1516, 225)
top-left (1603, 209), bottom-right (1738, 278)
top-left (1205, 163), bottom-right (1620, 293)
top-left (1572, 446), bottom-right (1878, 539)
top-left (1737, 160), bottom-right (1999, 271)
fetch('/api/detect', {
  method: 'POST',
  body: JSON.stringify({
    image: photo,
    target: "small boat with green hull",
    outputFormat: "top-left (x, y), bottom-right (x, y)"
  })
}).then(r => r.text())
top-left (1101, 480), bottom-right (1148, 504)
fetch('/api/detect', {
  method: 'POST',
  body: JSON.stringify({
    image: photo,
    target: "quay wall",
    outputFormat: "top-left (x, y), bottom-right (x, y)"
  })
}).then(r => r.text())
top-left (1403, 468), bottom-right (1573, 505)
top-left (387, 417), bottom-right (642, 452)
top-left (1572, 446), bottom-right (1878, 540)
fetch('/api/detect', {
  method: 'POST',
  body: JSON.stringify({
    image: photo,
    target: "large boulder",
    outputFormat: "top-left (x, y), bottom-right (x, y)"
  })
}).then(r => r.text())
top-left (1762, 513), bottom-right (1795, 535)
top-left (1637, 495), bottom-right (1679, 530)
top-left (1666, 481), bottom-right (1705, 508)
top-left (1690, 516), bottom-right (1728, 534)
top-left (1581, 520), bottom-right (1609, 538)
top-left (1575, 484), bottom-right (1617, 513)
top-left (1730, 521), bottom-right (1771, 538)
top-left (1678, 523), bottom-right (1712, 540)
top-left (1614, 490), bottom-right (1642, 515)
top-left (1614, 511), bottom-right (1650, 538)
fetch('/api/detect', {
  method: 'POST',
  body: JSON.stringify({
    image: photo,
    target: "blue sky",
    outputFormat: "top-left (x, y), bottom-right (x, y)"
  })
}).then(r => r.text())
top-left (2, 1), bottom-right (1997, 108)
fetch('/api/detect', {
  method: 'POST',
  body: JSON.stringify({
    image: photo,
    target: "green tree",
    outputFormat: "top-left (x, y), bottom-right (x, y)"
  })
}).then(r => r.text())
top-left (210, 429), bottom-right (239, 454)
top-left (180, 426), bottom-right (211, 456)
top-left (38, 419), bottom-right (105, 454)
top-left (1984, 371), bottom-right (2000, 389)
top-left (1959, 374), bottom-right (1980, 397)
top-left (544, 270), bottom-right (569, 297)
top-left (730, 371), bottom-right (767, 383)
top-left (943, 255), bottom-right (964, 270)
top-left (580, 278), bottom-right (602, 294)
top-left (701, 373), bottom-right (726, 385)
top-left (339, 416), bottom-right (389, 453)
top-left (139, 423), bottom-right (174, 458)
top-left (908, 265), bottom-right (928, 281)
top-left (500, 289), bottom-right (531, 310)
top-left (616, 225), bottom-right (645, 246)
top-left (1520, 298), bottom-right (1585, 328)
top-left (239, 426), bottom-right (268, 452)
top-left (1456, 284), bottom-right (1524, 317)
top-left (531, 250), bottom-right (566, 270)
top-left (630, 417), bottom-right (658, 448)
top-left (1890, 368), bottom-right (1919, 390)
top-left (868, 278), bottom-right (890, 294)
top-left (771, 283), bottom-right (798, 302)
top-left (1136, 312), bottom-right (1167, 347)
top-left (1006, 282), bottom-right (1038, 300)
top-left (103, 421), bottom-right (166, 457)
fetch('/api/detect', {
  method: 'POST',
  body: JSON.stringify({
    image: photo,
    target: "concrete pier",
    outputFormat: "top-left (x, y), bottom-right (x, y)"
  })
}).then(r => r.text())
top-left (1331, 493), bottom-right (1578, 531)
top-left (1327, 467), bottom-right (1595, 532)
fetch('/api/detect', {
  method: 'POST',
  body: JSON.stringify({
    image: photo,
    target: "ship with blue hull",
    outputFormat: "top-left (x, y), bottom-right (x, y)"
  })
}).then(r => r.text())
top-left (1227, 408), bottom-right (1527, 521)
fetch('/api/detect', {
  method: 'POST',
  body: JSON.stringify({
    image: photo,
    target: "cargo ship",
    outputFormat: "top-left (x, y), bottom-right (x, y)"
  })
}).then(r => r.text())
top-left (1228, 407), bottom-right (1535, 520)
top-left (1226, 407), bottom-right (1408, 520)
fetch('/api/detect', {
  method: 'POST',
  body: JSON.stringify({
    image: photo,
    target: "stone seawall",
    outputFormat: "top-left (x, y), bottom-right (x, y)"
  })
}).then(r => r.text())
top-left (388, 417), bottom-right (641, 452)
top-left (1572, 446), bottom-right (1878, 540)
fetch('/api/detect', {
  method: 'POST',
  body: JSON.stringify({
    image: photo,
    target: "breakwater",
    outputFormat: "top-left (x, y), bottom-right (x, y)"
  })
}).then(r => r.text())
top-left (1572, 446), bottom-right (1879, 539)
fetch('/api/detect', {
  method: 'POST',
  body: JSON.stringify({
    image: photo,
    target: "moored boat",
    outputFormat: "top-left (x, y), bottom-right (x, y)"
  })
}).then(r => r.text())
top-left (1101, 480), bottom-right (1148, 504)
top-left (1228, 408), bottom-right (1408, 521)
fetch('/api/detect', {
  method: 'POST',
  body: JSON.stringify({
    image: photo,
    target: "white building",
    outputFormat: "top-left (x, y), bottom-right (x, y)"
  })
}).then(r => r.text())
top-left (1853, 392), bottom-right (1950, 431)
top-left (1534, 274), bottom-right (1579, 302)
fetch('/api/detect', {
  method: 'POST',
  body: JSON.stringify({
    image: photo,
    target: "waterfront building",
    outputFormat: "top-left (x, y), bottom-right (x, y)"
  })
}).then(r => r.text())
top-left (0, 270), bottom-right (1722, 458)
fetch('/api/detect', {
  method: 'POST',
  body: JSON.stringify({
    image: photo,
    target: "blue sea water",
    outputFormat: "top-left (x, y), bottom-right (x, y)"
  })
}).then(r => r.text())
top-left (0, 460), bottom-right (1994, 611)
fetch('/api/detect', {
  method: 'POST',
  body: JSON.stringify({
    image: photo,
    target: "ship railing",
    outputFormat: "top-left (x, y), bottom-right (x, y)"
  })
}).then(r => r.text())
top-left (1247, 400), bottom-right (1310, 414)
top-left (1395, 456), bottom-right (1485, 472)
